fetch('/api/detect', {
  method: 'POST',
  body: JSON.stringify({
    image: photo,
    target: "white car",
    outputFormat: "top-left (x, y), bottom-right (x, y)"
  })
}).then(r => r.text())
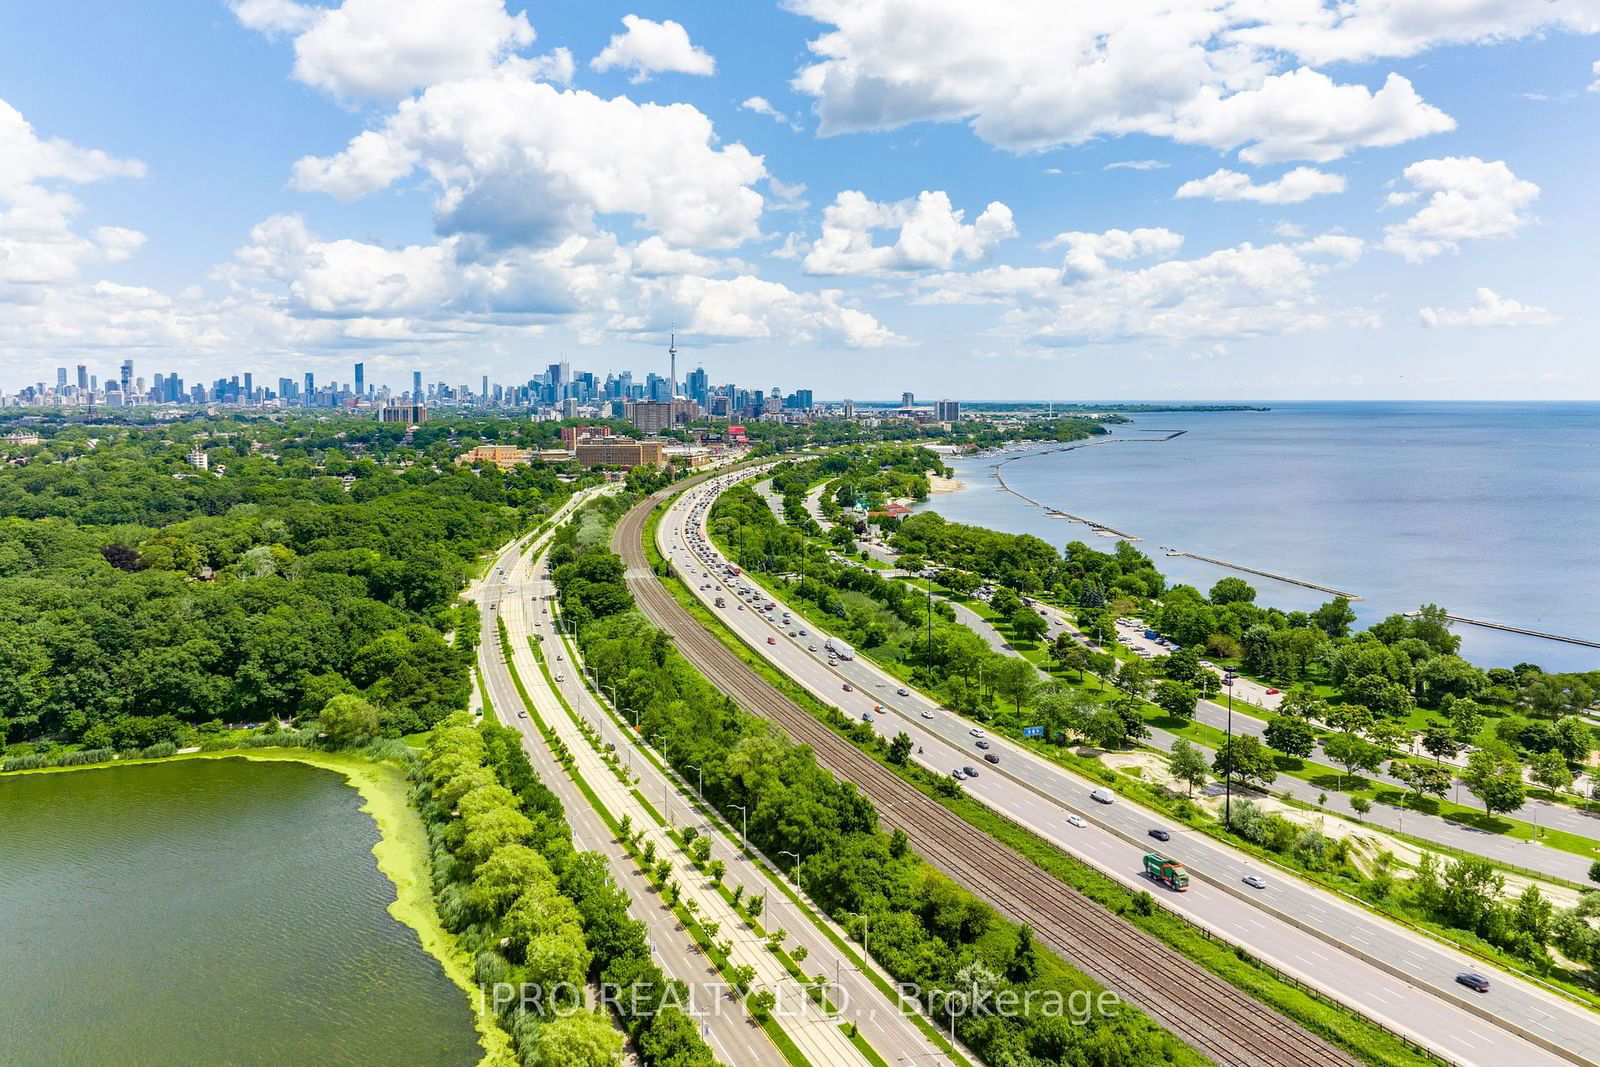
top-left (1066, 813), bottom-right (1087, 828)
top-left (920, 709), bottom-right (934, 719)
top-left (969, 727), bottom-right (985, 738)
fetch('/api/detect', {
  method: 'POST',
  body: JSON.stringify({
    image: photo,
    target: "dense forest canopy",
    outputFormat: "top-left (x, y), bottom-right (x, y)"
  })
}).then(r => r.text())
top-left (0, 414), bottom-right (588, 748)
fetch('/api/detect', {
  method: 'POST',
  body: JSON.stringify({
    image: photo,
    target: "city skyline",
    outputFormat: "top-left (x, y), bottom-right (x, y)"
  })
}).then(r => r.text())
top-left (3, 4), bottom-right (1600, 399)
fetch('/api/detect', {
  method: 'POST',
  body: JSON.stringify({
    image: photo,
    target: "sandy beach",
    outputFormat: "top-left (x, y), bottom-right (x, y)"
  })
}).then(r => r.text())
top-left (927, 473), bottom-right (965, 494)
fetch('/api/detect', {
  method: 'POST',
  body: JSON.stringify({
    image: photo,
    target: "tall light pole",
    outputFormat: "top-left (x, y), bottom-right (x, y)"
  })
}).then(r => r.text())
top-left (731, 803), bottom-right (748, 853)
top-left (686, 763), bottom-right (704, 802)
top-left (778, 849), bottom-right (800, 877)
top-left (1224, 676), bottom-right (1235, 827)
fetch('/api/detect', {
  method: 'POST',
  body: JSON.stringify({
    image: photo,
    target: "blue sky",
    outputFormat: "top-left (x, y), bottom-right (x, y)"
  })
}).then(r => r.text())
top-left (2, 1), bottom-right (1599, 400)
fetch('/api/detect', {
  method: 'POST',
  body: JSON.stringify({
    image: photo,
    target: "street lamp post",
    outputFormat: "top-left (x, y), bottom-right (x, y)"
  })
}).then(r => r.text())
top-left (778, 849), bottom-right (801, 878)
top-left (731, 803), bottom-right (748, 853)
top-left (687, 763), bottom-right (704, 801)
top-left (1225, 678), bottom-right (1235, 826)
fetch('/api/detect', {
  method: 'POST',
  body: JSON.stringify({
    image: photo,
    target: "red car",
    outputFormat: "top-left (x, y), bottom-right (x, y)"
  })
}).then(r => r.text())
top-left (1265, 688), bottom-right (1281, 695)
top-left (842, 683), bottom-right (853, 692)
top-left (767, 636), bottom-right (777, 645)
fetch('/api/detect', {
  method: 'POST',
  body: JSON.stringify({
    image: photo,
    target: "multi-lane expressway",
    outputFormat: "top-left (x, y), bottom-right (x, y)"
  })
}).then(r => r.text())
top-left (657, 467), bottom-right (1596, 1067)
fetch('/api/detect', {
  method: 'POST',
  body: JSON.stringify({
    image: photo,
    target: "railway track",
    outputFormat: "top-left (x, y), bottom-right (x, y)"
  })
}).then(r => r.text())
top-left (612, 478), bottom-right (1368, 1067)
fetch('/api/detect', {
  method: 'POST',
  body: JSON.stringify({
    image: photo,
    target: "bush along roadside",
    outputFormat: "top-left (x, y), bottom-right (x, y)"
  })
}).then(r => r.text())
top-left (415, 713), bottom-right (718, 1067)
top-left (551, 538), bottom-right (1203, 1066)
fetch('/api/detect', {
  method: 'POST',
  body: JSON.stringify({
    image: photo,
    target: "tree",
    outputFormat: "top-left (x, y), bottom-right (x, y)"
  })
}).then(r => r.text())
top-left (1322, 730), bottom-right (1384, 788)
top-left (1051, 638), bottom-right (1088, 682)
top-left (1420, 720), bottom-right (1458, 763)
top-left (533, 1011), bottom-right (623, 1067)
top-left (1448, 698), bottom-right (1484, 744)
top-left (1391, 760), bottom-right (1450, 805)
top-left (1461, 744), bottom-right (1527, 818)
top-left (1213, 734), bottom-right (1277, 790)
top-left (1168, 739), bottom-right (1208, 796)
top-left (1311, 596), bottom-right (1357, 639)
top-left (887, 731), bottom-right (912, 766)
top-left (1112, 658), bottom-right (1150, 699)
top-left (1209, 577), bottom-right (1256, 605)
top-left (1552, 716), bottom-right (1594, 763)
top-left (1529, 750), bottom-right (1573, 797)
top-left (1152, 680), bottom-right (1198, 721)
top-left (318, 693), bottom-right (381, 747)
top-left (992, 656), bottom-right (1037, 715)
top-left (1008, 604), bottom-right (1048, 644)
top-left (1262, 715), bottom-right (1315, 759)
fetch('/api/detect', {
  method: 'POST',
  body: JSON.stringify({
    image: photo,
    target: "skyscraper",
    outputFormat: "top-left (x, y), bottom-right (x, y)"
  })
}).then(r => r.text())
top-left (901, 391), bottom-right (915, 407)
top-left (481, 374), bottom-right (488, 403)
top-left (354, 362), bottom-right (364, 399)
top-left (687, 366), bottom-right (708, 407)
top-left (413, 370), bottom-right (422, 399)
top-left (76, 365), bottom-right (88, 391)
top-left (56, 367), bottom-right (67, 389)
top-left (243, 372), bottom-right (253, 402)
top-left (304, 372), bottom-right (315, 406)
top-left (120, 359), bottom-right (134, 404)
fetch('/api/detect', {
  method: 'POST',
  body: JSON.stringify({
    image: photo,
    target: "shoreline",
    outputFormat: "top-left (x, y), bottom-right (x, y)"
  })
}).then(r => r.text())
top-left (927, 473), bottom-right (965, 494)
top-left (0, 748), bottom-right (509, 1067)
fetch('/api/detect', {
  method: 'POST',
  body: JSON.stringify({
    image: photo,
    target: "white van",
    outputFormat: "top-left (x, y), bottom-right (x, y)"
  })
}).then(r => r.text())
top-left (1090, 787), bottom-right (1115, 805)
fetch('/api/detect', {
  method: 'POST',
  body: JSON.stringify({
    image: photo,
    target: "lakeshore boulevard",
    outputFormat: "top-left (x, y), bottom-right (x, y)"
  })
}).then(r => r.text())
top-left (922, 402), bottom-right (1600, 672)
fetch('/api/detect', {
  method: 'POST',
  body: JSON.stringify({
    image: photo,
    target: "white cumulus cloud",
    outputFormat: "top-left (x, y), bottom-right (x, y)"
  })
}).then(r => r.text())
top-left (1047, 227), bottom-right (1185, 280)
top-left (1380, 156), bottom-right (1540, 261)
top-left (1176, 166), bottom-right (1346, 203)
top-left (591, 15), bottom-right (715, 82)
top-left (234, 0), bottom-right (538, 102)
top-left (787, 1), bottom-right (1461, 161)
top-left (801, 190), bottom-right (1016, 275)
top-left (1420, 287), bottom-right (1558, 327)
top-left (291, 72), bottom-right (767, 251)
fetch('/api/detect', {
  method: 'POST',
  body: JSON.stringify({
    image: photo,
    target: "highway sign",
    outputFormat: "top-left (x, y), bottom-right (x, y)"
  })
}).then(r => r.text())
top-left (1022, 725), bottom-right (1044, 738)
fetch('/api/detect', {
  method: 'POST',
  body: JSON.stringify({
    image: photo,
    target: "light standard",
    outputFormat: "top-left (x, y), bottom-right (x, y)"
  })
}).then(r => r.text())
top-left (1224, 675), bottom-right (1235, 827)
top-left (731, 803), bottom-right (748, 853)
top-left (686, 763), bottom-right (704, 801)
top-left (778, 849), bottom-right (801, 873)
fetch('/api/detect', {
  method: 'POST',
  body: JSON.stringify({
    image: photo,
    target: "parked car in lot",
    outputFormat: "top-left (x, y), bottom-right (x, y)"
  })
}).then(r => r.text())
top-left (1265, 688), bottom-right (1281, 695)
top-left (1066, 813), bottom-right (1086, 828)
top-left (1242, 874), bottom-right (1267, 889)
top-left (1455, 972), bottom-right (1490, 993)
top-left (1148, 828), bottom-right (1171, 842)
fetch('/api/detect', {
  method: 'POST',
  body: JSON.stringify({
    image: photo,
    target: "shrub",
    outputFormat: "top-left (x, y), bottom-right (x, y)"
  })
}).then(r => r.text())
top-left (56, 748), bottom-right (116, 767)
top-left (1, 754), bottom-right (50, 772)
top-left (140, 742), bottom-right (178, 760)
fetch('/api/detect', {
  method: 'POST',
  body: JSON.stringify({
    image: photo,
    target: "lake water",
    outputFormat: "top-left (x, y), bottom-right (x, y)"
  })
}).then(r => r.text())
top-left (921, 402), bottom-right (1600, 672)
top-left (0, 758), bottom-right (480, 1067)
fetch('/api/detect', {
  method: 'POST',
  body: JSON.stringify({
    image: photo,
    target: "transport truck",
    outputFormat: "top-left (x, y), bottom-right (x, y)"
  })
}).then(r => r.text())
top-left (1143, 852), bottom-right (1189, 891)
top-left (824, 637), bottom-right (855, 661)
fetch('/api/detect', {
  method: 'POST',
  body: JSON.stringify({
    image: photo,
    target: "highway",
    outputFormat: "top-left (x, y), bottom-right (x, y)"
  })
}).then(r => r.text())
top-left (618, 473), bottom-right (1371, 1067)
top-left (471, 488), bottom-right (780, 1067)
top-left (660, 467), bottom-right (1595, 1067)
top-left (520, 561), bottom-right (961, 1065)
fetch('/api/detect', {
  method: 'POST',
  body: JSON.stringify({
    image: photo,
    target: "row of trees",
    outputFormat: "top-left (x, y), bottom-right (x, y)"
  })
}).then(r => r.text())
top-left (419, 713), bottom-right (717, 1067)
top-left (551, 509), bottom-right (1199, 1066)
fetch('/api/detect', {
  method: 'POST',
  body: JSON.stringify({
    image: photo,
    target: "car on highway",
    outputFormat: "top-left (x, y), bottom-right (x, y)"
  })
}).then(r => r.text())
top-left (555, 673), bottom-right (564, 683)
top-left (767, 636), bottom-right (777, 645)
top-left (921, 709), bottom-right (934, 719)
top-left (951, 768), bottom-right (965, 779)
top-left (1066, 813), bottom-right (1086, 828)
top-left (1148, 828), bottom-right (1171, 842)
top-left (808, 644), bottom-right (818, 651)
top-left (862, 711), bottom-right (875, 723)
top-left (798, 628), bottom-right (807, 635)
top-left (896, 687), bottom-right (909, 696)
top-left (518, 709), bottom-right (527, 718)
top-left (842, 683), bottom-right (853, 692)
top-left (963, 766), bottom-right (980, 778)
top-left (975, 739), bottom-right (990, 749)
top-left (969, 727), bottom-right (985, 738)
top-left (1242, 874), bottom-right (1267, 889)
top-left (984, 753), bottom-right (1000, 764)
top-left (1089, 787), bottom-right (1115, 804)
top-left (1455, 972), bottom-right (1491, 993)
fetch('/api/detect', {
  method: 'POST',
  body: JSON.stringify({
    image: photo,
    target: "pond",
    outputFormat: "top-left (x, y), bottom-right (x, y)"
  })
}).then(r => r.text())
top-left (0, 757), bottom-right (480, 1066)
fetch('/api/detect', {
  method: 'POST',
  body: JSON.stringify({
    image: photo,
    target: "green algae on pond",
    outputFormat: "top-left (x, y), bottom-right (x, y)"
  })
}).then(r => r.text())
top-left (0, 757), bottom-right (481, 1067)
